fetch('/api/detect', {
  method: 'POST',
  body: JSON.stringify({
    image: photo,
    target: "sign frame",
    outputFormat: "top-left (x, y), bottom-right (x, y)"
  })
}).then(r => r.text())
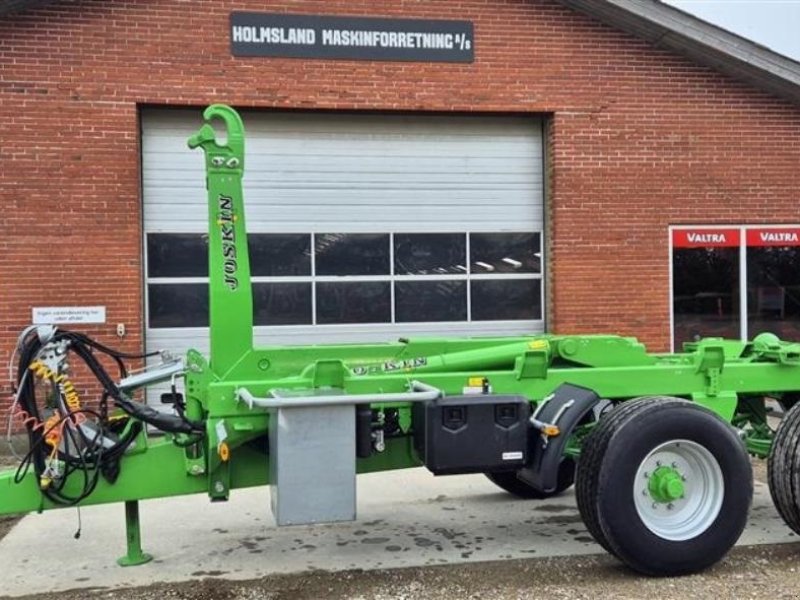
top-left (32, 306), bottom-right (107, 325)
top-left (230, 12), bottom-right (475, 63)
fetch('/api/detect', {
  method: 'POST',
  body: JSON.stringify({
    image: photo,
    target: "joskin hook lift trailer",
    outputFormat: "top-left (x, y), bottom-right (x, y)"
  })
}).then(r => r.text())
top-left (5, 105), bottom-right (800, 577)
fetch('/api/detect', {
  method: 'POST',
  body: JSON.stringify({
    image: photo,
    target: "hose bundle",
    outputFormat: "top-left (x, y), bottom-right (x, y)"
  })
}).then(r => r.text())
top-left (8, 327), bottom-right (202, 506)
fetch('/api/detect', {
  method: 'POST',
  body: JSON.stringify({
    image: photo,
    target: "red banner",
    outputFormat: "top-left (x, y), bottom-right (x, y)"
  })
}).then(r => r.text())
top-left (746, 227), bottom-right (800, 247)
top-left (672, 228), bottom-right (740, 248)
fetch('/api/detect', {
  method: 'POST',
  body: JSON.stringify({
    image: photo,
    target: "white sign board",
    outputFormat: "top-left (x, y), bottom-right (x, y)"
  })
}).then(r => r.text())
top-left (32, 306), bottom-right (106, 325)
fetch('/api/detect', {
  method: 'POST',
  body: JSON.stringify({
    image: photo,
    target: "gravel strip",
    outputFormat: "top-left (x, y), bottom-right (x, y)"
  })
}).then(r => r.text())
top-left (2, 543), bottom-right (800, 600)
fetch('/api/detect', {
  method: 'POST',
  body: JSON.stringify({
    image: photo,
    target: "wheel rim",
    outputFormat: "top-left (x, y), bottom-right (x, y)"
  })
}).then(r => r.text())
top-left (633, 439), bottom-right (724, 541)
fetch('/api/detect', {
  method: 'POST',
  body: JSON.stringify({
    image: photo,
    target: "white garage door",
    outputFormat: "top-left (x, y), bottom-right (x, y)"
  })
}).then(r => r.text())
top-left (142, 108), bottom-right (545, 362)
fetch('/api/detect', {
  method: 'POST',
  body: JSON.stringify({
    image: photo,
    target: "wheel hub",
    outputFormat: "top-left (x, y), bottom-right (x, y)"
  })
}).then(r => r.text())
top-left (633, 439), bottom-right (724, 541)
top-left (648, 466), bottom-right (685, 503)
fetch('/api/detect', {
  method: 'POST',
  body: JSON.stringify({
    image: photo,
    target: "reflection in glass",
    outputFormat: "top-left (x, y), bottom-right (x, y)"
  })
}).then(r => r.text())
top-left (317, 282), bottom-right (391, 324)
top-left (471, 280), bottom-right (541, 321)
top-left (672, 248), bottom-right (740, 349)
top-left (470, 233), bottom-right (541, 274)
top-left (396, 281), bottom-right (467, 322)
top-left (253, 282), bottom-right (312, 325)
top-left (394, 233), bottom-right (467, 275)
top-left (315, 234), bottom-right (390, 276)
top-left (146, 231), bottom-right (547, 328)
top-left (147, 234), bottom-right (207, 278)
top-left (747, 247), bottom-right (800, 341)
top-left (249, 234), bottom-right (311, 277)
top-left (148, 283), bottom-right (208, 328)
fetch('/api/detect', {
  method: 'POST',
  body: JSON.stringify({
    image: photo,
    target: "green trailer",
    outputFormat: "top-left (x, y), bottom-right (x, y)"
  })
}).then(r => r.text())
top-left (4, 104), bottom-right (800, 576)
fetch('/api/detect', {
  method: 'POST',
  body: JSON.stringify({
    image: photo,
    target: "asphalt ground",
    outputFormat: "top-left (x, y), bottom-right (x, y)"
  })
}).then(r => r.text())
top-left (0, 459), bottom-right (798, 599)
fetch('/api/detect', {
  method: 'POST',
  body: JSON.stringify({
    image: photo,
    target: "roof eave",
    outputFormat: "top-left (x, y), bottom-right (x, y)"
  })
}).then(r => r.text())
top-left (557, 0), bottom-right (800, 105)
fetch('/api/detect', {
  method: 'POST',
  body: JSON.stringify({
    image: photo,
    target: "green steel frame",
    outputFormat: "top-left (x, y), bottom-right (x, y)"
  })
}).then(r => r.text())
top-left (1, 105), bottom-right (798, 564)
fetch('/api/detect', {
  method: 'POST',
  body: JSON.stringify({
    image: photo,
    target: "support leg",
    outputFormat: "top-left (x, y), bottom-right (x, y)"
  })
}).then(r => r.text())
top-left (117, 500), bottom-right (153, 567)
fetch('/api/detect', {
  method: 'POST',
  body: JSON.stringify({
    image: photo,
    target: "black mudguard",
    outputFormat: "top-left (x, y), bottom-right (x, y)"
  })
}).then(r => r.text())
top-left (517, 383), bottom-right (600, 493)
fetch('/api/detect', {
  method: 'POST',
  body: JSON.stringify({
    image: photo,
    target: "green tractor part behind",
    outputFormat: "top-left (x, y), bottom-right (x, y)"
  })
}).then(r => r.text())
top-left (4, 104), bottom-right (800, 576)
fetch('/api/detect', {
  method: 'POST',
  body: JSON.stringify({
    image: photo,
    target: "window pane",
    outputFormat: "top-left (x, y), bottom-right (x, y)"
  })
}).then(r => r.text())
top-left (315, 234), bottom-right (390, 276)
top-left (747, 246), bottom-right (800, 341)
top-left (147, 234), bottom-right (207, 277)
top-left (470, 233), bottom-right (541, 274)
top-left (148, 284), bottom-right (208, 328)
top-left (672, 248), bottom-right (740, 349)
top-left (394, 233), bottom-right (467, 275)
top-left (317, 282), bottom-right (390, 324)
top-left (396, 281), bottom-right (467, 322)
top-left (249, 234), bottom-right (311, 277)
top-left (471, 280), bottom-right (541, 321)
top-left (253, 282), bottom-right (312, 325)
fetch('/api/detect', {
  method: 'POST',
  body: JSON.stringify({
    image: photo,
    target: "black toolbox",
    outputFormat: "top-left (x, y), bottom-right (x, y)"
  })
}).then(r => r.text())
top-left (414, 395), bottom-right (531, 475)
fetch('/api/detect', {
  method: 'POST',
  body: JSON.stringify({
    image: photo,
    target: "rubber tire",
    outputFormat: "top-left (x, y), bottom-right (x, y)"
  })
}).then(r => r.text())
top-left (576, 397), bottom-right (752, 576)
top-left (576, 397), bottom-right (671, 555)
top-left (768, 401), bottom-right (800, 534)
top-left (485, 458), bottom-right (575, 499)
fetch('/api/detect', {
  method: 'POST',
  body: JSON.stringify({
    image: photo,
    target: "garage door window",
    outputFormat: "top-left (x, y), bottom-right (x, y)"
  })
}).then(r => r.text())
top-left (146, 231), bottom-right (542, 328)
top-left (250, 234), bottom-right (311, 276)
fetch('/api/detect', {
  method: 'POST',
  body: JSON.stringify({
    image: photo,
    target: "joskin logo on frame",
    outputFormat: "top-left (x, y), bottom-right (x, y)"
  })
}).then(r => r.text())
top-left (230, 12), bottom-right (474, 63)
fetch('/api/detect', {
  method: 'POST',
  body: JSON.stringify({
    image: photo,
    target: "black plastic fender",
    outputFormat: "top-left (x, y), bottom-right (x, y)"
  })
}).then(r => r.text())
top-left (517, 383), bottom-right (600, 493)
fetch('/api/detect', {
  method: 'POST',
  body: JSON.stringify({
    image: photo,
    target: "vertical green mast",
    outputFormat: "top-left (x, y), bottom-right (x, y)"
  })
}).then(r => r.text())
top-left (188, 105), bottom-right (253, 376)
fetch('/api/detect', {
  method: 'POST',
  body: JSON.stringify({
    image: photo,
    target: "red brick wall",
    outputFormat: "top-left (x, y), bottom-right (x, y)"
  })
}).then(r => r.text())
top-left (2, 0), bottom-right (800, 412)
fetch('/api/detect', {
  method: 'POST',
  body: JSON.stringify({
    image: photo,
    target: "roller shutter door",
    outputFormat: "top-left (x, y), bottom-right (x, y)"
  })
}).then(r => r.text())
top-left (141, 108), bottom-right (545, 363)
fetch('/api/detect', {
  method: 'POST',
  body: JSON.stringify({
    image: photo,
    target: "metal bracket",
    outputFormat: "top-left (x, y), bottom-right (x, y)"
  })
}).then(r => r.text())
top-left (118, 357), bottom-right (185, 393)
top-left (692, 342), bottom-right (727, 397)
top-left (517, 383), bottom-right (600, 493)
top-left (706, 367), bottom-right (721, 396)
